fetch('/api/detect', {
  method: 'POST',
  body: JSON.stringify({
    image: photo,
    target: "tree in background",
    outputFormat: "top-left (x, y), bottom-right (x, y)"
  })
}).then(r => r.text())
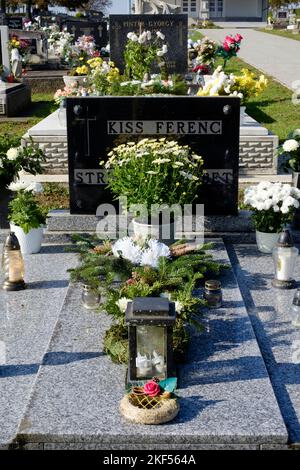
top-left (268, 0), bottom-right (296, 10)
top-left (5, 0), bottom-right (111, 17)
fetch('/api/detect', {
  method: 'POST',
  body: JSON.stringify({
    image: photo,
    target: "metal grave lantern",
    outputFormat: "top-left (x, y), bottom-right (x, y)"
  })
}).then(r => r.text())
top-left (125, 297), bottom-right (176, 383)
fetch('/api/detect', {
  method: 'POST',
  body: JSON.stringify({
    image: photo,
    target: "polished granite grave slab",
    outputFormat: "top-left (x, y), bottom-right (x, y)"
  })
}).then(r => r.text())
top-left (229, 244), bottom-right (300, 446)
top-left (0, 245), bottom-right (76, 447)
top-left (15, 240), bottom-right (288, 449)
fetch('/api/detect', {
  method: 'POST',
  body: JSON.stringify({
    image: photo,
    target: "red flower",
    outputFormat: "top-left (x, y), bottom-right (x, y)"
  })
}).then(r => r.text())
top-left (144, 380), bottom-right (160, 397)
top-left (7, 74), bottom-right (15, 83)
top-left (234, 33), bottom-right (243, 43)
top-left (192, 64), bottom-right (209, 74)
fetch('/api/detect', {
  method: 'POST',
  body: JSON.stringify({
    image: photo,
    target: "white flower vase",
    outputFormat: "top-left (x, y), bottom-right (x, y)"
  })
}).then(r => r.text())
top-left (255, 230), bottom-right (279, 254)
top-left (132, 219), bottom-right (175, 245)
top-left (63, 75), bottom-right (87, 87)
top-left (10, 224), bottom-right (44, 255)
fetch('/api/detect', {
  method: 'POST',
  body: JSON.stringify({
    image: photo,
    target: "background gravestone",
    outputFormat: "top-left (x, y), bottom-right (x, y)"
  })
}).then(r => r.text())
top-left (7, 17), bottom-right (23, 29)
top-left (110, 14), bottom-right (188, 75)
top-left (0, 25), bottom-right (10, 75)
top-left (66, 96), bottom-right (240, 216)
top-left (62, 19), bottom-right (108, 49)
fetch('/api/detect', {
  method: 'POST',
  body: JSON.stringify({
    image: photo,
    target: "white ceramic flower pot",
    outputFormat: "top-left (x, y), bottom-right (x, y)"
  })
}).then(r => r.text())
top-left (255, 230), bottom-right (279, 254)
top-left (63, 75), bottom-right (87, 87)
top-left (10, 224), bottom-right (44, 254)
top-left (132, 218), bottom-right (175, 245)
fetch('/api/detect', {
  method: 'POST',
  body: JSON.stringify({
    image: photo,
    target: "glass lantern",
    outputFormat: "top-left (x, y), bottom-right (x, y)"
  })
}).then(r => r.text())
top-left (81, 284), bottom-right (100, 310)
top-left (272, 230), bottom-right (298, 289)
top-left (2, 232), bottom-right (26, 291)
top-left (125, 297), bottom-right (176, 384)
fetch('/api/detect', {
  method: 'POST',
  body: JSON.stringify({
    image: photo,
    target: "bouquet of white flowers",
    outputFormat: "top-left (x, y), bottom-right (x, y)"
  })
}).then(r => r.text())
top-left (244, 181), bottom-right (300, 233)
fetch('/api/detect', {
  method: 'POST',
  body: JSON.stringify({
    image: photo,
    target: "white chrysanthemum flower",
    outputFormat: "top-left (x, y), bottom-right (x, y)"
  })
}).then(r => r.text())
top-left (25, 182), bottom-right (44, 194)
top-left (157, 50), bottom-right (165, 57)
top-left (140, 239), bottom-right (171, 268)
top-left (8, 180), bottom-right (28, 191)
top-left (112, 237), bottom-right (142, 265)
top-left (162, 44), bottom-right (168, 54)
top-left (293, 129), bottom-right (300, 138)
top-left (156, 31), bottom-right (165, 40)
top-left (175, 301), bottom-right (184, 313)
top-left (146, 31), bottom-right (151, 40)
top-left (116, 297), bottom-right (130, 313)
top-left (6, 147), bottom-right (20, 160)
top-left (283, 139), bottom-right (299, 152)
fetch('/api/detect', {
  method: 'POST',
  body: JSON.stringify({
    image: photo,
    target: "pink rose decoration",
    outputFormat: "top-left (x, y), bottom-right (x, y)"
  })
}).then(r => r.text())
top-left (143, 380), bottom-right (160, 397)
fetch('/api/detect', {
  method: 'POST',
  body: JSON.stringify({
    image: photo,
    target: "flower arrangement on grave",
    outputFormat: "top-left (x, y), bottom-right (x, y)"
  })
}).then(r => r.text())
top-left (278, 129), bottom-right (300, 173)
top-left (0, 139), bottom-right (46, 190)
top-left (191, 37), bottom-right (217, 74)
top-left (54, 83), bottom-right (90, 104)
top-left (108, 75), bottom-right (188, 96)
top-left (120, 377), bottom-right (179, 424)
top-left (8, 35), bottom-right (31, 78)
top-left (104, 138), bottom-right (204, 219)
top-left (46, 26), bottom-right (74, 59)
top-left (244, 181), bottom-right (300, 233)
top-left (216, 33), bottom-right (243, 69)
top-left (124, 30), bottom-right (169, 81)
top-left (88, 57), bottom-right (121, 95)
top-left (197, 66), bottom-right (268, 105)
top-left (8, 35), bottom-right (31, 57)
top-left (69, 235), bottom-right (226, 365)
top-left (63, 35), bottom-right (100, 76)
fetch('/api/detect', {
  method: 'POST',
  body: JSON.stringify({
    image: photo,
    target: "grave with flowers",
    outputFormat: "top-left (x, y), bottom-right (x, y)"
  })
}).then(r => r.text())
top-left (2, 17), bottom-right (300, 451)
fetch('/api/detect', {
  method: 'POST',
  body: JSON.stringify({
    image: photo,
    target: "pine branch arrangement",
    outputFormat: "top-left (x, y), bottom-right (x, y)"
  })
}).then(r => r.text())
top-left (69, 235), bottom-right (228, 364)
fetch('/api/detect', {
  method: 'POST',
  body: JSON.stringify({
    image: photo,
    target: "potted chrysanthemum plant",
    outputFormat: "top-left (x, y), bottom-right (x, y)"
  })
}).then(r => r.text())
top-left (278, 130), bottom-right (300, 185)
top-left (278, 130), bottom-right (300, 227)
top-left (104, 138), bottom-right (204, 243)
top-left (8, 183), bottom-right (46, 254)
top-left (0, 138), bottom-right (45, 228)
top-left (244, 181), bottom-right (300, 253)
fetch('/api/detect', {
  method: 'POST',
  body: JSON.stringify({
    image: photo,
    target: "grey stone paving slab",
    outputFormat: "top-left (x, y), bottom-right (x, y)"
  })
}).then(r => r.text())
top-left (0, 244), bottom-right (76, 446)
top-left (16, 241), bottom-right (287, 448)
top-left (229, 244), bottom-right (300, 445)
top-left (199, 28), bottom-right (300, 90)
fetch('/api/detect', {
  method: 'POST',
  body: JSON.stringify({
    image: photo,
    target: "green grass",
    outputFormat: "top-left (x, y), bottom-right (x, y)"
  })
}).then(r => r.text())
top-left (224, 57), bottom-right (299, 141)
top-left (256, 28), bottom-right (300, 42)
top-left (36, 183), bottom-right (69, 212)
top-left (188, 30), bottom-right (205, 42)
top-left (0, 92), bottom-right (57, 140)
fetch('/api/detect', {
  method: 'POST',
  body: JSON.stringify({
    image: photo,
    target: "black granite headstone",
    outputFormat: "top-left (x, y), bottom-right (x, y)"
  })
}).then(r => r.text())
top-left (277, 11), bottom-right (288, 19)
top-left (8, 17), bottom-right (23, 29)
top-left (62, 20), bottom-right (108, 49)
top-left (109, 14), bottom-right (188, 75)
top-left (66, 96), bottom-right (240, 216)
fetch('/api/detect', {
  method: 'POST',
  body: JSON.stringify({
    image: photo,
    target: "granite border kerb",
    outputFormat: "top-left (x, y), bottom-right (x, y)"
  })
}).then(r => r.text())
top-left (15, 240), bottom-right (288, 447)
